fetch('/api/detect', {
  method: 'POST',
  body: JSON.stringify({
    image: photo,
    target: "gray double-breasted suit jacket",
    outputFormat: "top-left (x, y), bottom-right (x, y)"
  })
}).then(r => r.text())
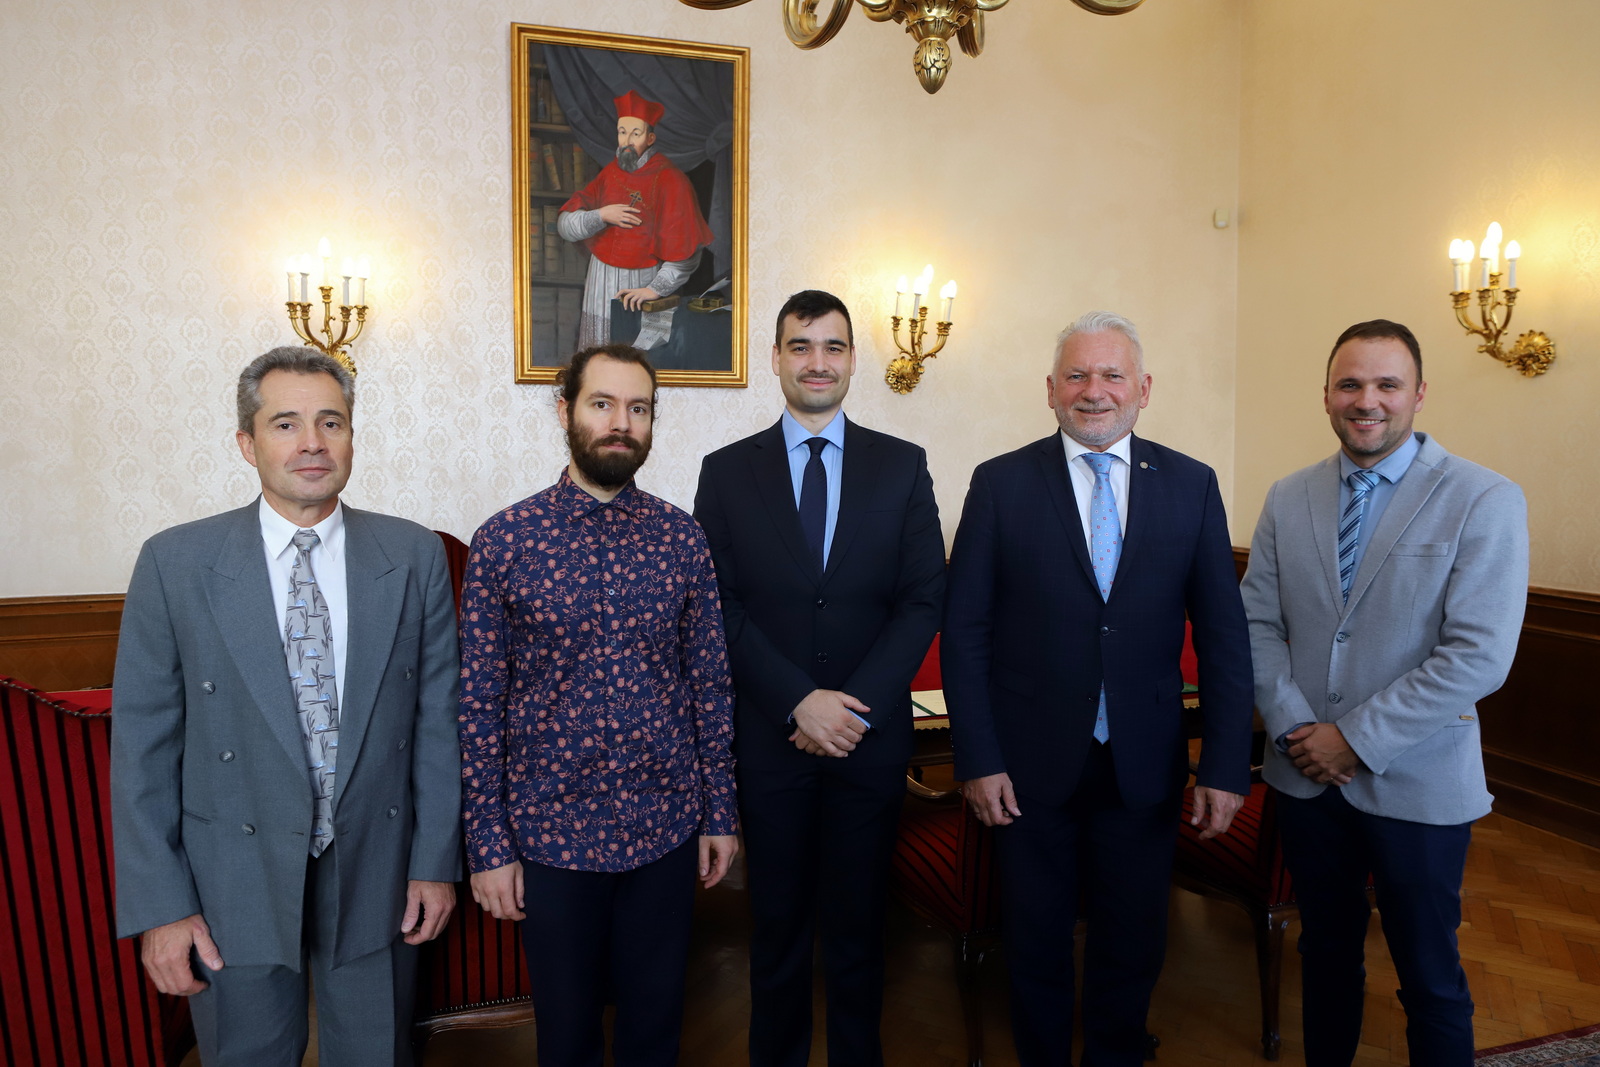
top-left (112, 501), bottom-right (461, 968)
top-left (1241, 433), bottom-right (1528, 825)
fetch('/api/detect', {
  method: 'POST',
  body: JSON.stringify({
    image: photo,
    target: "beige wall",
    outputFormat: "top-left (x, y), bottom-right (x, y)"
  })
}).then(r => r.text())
top-left (1236, 0), bottom-right (1600, 592)
top-left (0, 0), bottom-right (1243, 597)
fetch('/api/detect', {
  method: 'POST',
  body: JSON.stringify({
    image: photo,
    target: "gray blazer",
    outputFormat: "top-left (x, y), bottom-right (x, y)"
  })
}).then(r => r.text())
top-left (112, 502), bottom-right (461, 968)
top-left (1240, 433), bottom-right (1528, 825)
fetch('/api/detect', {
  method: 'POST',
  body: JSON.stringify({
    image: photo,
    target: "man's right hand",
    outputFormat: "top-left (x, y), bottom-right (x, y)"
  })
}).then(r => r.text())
top-left (963, 772), bottom-right (1022, 827)
top-left (141, 913), bottom-right (222, 996)
top-left (470, 861), bottom-right (526, 921)
top-left (789, 689), bottom-right (870, 758)
top-left (597, 203), bottom-right (642, 229)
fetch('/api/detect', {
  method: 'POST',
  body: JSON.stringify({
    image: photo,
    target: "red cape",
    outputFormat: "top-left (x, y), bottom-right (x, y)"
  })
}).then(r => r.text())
top-left (561, 152), bottom-right (714, 270)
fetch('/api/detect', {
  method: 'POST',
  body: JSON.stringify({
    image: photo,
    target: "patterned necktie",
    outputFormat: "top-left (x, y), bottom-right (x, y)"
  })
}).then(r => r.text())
top-left (798, 437), bottom-right (828, 571)
top-left (1083, 452), bottom-right (1122, 744)
top-left (1338, 469), bottom-right (1379, 603)
top-left (285, 529), bottom-right (339, 856)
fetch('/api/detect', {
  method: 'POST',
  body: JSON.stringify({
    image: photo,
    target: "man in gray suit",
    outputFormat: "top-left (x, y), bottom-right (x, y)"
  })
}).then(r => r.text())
top-left (1241, 319), bottom-right (1528, 1067)
top-left (112, 347), bottom-right (461, 1065)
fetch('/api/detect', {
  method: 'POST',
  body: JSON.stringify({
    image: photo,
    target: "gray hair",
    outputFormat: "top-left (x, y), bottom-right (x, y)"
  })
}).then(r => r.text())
top-left (237, 347), bottom-right (355, 433)
top-left (1053, 310), bottom-right (1145, 374)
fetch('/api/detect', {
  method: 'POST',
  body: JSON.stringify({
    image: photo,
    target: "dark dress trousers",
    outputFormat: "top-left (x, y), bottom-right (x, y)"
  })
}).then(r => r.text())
top-left (941, 433), bottom-right (1253, 1067)
top-left (695, 417), bottom-right (945, 1067)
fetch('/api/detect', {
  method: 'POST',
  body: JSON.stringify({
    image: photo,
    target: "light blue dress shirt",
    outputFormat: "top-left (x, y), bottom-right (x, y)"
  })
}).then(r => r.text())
top-left (1337, 431), bottom-right (1421, 584)
top-left (781, 410), bottom-right (846, 569)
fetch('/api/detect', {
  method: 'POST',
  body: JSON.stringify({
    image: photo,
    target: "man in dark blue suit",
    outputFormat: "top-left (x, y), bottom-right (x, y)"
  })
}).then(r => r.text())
top-left (695, 290), bottom-right (945, 1066)
top-left (942, 311), bottom-right (1254, 1066)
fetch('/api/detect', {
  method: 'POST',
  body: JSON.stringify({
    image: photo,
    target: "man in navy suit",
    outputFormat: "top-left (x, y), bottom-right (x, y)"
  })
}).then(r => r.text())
top-left (942, 311), bottom-right (1254, 1066)
top-left (694, 290), bottom-right (945, 1066)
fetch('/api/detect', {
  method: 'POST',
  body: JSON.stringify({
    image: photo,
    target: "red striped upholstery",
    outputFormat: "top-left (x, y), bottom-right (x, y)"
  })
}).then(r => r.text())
top-left (892, 797), bottom-right (1000, 935)
top-left (0, 677), bottom-right (193, 1067)
top-left (1176, 781), bottom-right (1294, 906)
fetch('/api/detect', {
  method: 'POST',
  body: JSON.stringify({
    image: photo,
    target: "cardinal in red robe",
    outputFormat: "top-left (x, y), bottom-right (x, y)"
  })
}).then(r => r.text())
top-left (558, 90), bottom-right (714, 348)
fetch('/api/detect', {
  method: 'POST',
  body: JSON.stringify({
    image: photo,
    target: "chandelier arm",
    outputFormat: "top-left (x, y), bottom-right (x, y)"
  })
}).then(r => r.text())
top-left (783, 0), bottom-right (856, 47)
top-left (1069, 0), bottom-right (1146, 13)
top-left (676, 0), bottom-right (759, 9)
top-left (857, 0), bottom-right (900, 21)
top-left (972, 0), bottom-right (1010, 11)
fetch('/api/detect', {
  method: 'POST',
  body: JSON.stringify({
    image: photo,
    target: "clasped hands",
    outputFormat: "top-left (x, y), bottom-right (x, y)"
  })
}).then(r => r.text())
top-left (1286, 722), bottom-right (1359, 785)
top-left (788, 688), bottom-right (869, 758)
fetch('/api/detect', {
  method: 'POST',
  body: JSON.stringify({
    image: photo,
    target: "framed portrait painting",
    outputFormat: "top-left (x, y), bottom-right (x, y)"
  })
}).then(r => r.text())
top-left (511, 24), bottom-right (749, 387)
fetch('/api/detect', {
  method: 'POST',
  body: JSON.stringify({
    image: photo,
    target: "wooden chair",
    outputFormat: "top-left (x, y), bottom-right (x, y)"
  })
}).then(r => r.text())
top-left (0, 677), bottom-right (195, 1067)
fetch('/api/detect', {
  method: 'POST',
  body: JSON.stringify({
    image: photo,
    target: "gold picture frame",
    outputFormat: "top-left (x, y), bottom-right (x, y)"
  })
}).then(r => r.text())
top-left (511, 24), bottom-right (749, 387)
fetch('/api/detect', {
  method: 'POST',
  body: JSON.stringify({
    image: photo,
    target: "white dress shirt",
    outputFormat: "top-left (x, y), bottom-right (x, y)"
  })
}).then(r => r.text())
top-left (1059, 431), bottom-right (1133, 541)
top-left (259, 498), bottom-right (348, 706)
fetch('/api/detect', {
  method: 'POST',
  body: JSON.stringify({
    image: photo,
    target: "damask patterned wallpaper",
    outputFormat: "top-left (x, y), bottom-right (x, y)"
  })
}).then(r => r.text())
top-left (0, 0), bottom-right (1248, 596)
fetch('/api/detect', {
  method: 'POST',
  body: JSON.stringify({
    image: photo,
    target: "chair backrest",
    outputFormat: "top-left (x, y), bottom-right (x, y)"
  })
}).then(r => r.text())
top-left (910, 632), bottom-right (942, 691)
top-left (0, 677), bottom-right (192, 1067)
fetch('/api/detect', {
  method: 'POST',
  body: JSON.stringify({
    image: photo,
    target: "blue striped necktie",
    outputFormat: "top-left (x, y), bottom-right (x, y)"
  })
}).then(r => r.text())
top-left (1338, 469), bottom-right (1379, 603)
top-left (1083, 452), bottom-right (1121, 744)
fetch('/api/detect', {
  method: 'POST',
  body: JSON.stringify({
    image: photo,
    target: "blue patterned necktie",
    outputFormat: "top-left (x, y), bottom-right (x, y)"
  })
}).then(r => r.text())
top-left (1338, 470), bottom-right (1379, 603)
top-left (798, 437), bottom-right (828, 571)
top-left (1083, 452), bottom-right (1122, 744)
top-left (286, 529), bottom-right (339, 856)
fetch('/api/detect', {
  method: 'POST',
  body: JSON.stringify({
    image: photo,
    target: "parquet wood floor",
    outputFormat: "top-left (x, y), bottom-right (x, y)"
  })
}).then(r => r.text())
top-left (412, 812), bottom-right (1600, 1065)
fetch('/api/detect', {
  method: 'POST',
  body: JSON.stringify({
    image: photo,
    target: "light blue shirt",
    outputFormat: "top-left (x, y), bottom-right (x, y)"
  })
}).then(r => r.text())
top-left (1338, 431), bottom-right (1421, 583)
top-left (781, 409), bottom-right (845, 568)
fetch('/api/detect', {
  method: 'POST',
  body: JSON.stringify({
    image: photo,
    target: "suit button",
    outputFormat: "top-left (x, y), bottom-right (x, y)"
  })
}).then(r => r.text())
top-left (387, 806), bottom-right (399, 818)
top-left (404, 667), bottom-right (415, 680)
top-left (202, 681), bottom-right (215, 694)
top-left (816, 652), bottom-right (829, 664)
top-left (1100, 626), bottom-right (1110, 635)
top-left (1328, 692), bottom-right (1341, 704)
top-left (815, 599), bottom-right (827, 609)
top-left (219, 750), bottom-right (235, 762)
top-left (397, 738), bottom-right (408, 750)
top-left (1335, 632), bottom-right (1349, 643)
top-left (241, 824), bottom-right (255, 835)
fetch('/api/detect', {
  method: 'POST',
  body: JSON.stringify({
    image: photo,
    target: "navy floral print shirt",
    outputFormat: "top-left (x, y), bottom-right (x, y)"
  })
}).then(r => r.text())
top-left (459, 472), bottom-right (737, 873)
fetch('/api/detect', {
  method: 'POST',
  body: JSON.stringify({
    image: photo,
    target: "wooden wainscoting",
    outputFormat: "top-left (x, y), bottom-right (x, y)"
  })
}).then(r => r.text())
top-left (0, 595), bottom-right (123, 691)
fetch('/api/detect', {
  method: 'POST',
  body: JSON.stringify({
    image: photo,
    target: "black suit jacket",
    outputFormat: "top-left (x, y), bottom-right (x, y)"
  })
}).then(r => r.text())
top-left (694, 417), bottom-right (946, 769)
top-left (941, 433), bottom-right (1253, 807)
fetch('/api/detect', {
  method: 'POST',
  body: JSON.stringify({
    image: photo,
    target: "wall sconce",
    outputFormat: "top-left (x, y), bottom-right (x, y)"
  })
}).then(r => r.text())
top-left (1447, 222), bottom-right (1555, 377)
top-left (885, 264), bottom-right (956, 394)
top-left (285, 237), bottom-right (370, 376)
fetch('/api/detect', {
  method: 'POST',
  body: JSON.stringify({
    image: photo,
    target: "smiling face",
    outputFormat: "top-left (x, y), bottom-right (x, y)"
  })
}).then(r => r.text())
top-left (236, 369), bottom-right (353, 525)
top-left (1324, 336), bottom-right (1427, 467)
top-left (558, 354), bottom-right (655, 498)
top-left (1046, 329), bottom-right (1152, 451)
top-left (772, 310), bottom-right (856, 430)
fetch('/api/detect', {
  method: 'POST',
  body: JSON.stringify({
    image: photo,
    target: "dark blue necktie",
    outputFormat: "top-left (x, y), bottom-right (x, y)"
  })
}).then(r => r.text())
top-left (799, 437), bottom-right (828, 571)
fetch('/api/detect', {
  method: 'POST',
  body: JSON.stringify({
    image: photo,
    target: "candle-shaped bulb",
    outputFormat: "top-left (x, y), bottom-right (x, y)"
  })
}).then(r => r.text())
top-left (1505, 240), bottom-right (1521, 261)
top-left (356, 257), bottom-right (370, 279)
top-left (1485, 221), bottom-right (1502, 247)
top-left (939, 280), bottom-right (957, 322)
top-left (896, 275), bottom-right (909, 294)
top-left (914, 265), bottom-right (932, 295)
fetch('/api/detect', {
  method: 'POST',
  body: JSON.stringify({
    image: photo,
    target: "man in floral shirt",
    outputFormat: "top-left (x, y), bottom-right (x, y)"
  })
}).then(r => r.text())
top-left (458, 343), bottom-right (737, 1065)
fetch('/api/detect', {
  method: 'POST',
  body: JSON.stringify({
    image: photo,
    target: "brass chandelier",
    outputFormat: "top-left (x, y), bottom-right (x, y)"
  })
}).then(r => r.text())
top-left (679, 0), bottom-right (1147, 94)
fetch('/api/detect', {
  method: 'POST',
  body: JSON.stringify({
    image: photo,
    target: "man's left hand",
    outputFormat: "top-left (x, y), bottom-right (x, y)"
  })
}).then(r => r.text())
top-left (698, 834), bottom-right (739, 889)
top-left (617, 287), bottom-right (660, 311)
top-left (1287, 722), bottom-right (1360, 785)
top-left (400, 880), bottom-right (455, 944)
top-left (1189, 786), bottom-right (1246, 840)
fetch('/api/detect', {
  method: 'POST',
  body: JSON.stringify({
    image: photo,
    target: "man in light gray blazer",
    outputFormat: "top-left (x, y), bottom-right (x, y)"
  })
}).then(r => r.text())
top-left (112, 347), bottom-right (461, 1066)
top-left (1241, 319), bottom-right (1527, 1067)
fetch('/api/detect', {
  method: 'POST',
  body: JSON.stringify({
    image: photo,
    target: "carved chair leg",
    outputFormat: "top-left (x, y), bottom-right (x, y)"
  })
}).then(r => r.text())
top-left (956, 933), bottom-right (985, 1067)
top-left (1254, 907), bottom-right (1292, 1061)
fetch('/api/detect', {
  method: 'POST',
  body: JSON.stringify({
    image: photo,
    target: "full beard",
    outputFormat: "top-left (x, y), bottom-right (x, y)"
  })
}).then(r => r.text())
top-left (569, 425), bottom-right (651, 490)
top-left (617, 145), bottom-right (641, 173)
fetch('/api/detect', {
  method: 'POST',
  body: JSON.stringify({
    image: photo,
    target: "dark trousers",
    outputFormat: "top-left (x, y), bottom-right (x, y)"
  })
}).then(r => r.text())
top-left (738, 754), bottom-right (906, 1067)
top-left (1277, 786), bottom-right (1475, 1067)
top-left (518, 839), bottom-right (698, 1067)
top-left (998, 742), bottom-right (1182, 1067)
top-left (188, 843), bottom-right (418, 1067)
